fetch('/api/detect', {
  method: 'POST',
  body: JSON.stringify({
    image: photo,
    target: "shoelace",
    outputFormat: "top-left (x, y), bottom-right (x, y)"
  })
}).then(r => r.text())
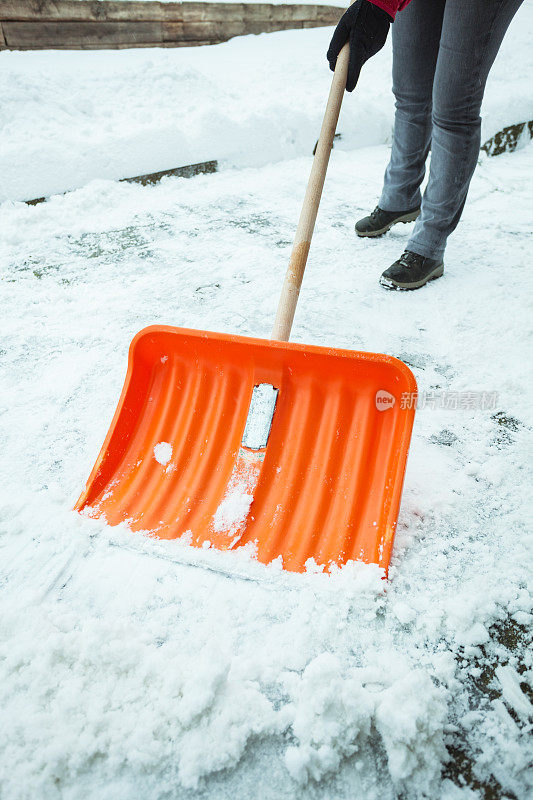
top-left (369, 206), bottom-right (382, 221)
top-left (398, 251), bottom-right (419, 267)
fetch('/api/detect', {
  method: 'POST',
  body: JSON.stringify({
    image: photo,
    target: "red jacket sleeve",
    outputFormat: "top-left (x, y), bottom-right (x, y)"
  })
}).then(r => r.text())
top-left (368, 0), bottom-right (412, 20)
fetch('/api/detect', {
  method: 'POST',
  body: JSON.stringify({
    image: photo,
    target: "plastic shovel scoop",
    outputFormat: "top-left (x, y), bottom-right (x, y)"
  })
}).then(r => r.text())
top-left (76, 40), bottom-right (417, 574)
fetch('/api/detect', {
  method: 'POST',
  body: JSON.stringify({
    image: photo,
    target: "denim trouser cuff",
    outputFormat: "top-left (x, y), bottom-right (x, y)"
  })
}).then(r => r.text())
top-left (406, 238), bottom-right (445, 262)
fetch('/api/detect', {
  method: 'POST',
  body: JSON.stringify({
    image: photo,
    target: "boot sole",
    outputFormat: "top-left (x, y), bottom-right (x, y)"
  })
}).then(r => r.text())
top-left (379, 263), bottom-right (444, 291)
top-left (355, 209), bottom-right (420, 238)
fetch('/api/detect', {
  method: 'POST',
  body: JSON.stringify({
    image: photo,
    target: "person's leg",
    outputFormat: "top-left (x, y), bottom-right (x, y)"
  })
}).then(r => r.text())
top-left (406, 0), bottom-right (524, 260)
top-left (379, 0), bottom-right (445, 213)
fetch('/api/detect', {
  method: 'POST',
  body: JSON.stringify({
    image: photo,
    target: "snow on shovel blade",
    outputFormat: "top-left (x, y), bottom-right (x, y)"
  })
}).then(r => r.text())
top-left (76, 326), bottom-right (417, 574)
top-left (212, 384), bottom-right (279, 548)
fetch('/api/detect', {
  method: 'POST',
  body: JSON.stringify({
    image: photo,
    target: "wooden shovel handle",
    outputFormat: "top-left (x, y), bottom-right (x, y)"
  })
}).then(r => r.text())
top-left (271, 41), bottom-right (350, 342)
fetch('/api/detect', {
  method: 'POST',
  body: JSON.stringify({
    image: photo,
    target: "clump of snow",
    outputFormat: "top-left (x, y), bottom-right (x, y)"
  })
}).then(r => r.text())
top-left (283, 653), bottom-right (374, 784)
top-left (392, 600), bottom-right (417, 625)
top-left (213, 487), bottom-right (254, 535)
top-left (153, 441), bottom-right (172, 465)
top-left (283, 656), bottom-right (448, 792)
top-left (374, 670), bottom-right (448, 790)
top-left (178, 529), bottom-right (193, 546)
top-left (304, 557), bottom-right (325, 574)
top-left (495, 665), bottom-right (533, 719)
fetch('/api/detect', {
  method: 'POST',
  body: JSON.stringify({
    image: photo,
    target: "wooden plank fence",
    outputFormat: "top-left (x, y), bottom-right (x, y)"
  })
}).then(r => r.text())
top-left (0, 1), bottom-right (343, 50)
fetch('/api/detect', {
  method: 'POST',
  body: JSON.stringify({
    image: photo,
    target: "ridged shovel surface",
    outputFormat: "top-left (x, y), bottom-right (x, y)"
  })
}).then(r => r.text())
top-left (76, 326), bottom-right (417, 573)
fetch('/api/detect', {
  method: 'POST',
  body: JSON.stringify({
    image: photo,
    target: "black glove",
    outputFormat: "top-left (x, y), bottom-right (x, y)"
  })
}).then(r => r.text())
top-left (327, 0), bottom-right (392, 92)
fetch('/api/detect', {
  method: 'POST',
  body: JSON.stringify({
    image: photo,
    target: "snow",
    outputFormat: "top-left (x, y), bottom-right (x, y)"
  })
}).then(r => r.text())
top-left (153, 441), bottom-right (173, 464)
top-left (374, 670), bottom-right (448, 789)
top-left (495, 666), bottom-right (533, 720)
top-left (1, 8), bottom-right (532, 202)
top-left (213, 484), bottom-right (254, 534)
top-left (283, 652), bottom-right (376, 784)
top-left (1, 7), bottom-right (533, 800)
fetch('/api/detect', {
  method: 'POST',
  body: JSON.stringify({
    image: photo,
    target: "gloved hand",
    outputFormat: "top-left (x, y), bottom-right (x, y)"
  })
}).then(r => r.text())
top-left (327, 0), bottom-right (392, 92)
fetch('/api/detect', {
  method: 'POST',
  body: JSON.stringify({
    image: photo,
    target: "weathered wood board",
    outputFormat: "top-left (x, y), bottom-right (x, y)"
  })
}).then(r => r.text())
top-left (1, 2), bottom-right (184, 22)
top-left (3, 21), bottom-right (163, 46)
top-left (0, 1), bottom-right (343, 49)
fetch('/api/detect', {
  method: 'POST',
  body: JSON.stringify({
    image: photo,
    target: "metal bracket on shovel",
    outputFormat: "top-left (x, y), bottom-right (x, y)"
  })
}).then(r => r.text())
top-left (242, 384), bottom-right (279, 450)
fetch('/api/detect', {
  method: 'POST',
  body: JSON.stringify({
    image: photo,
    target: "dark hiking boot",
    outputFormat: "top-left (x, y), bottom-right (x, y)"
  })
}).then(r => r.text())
top-left (355, 205), bottom-right (420, 237)
top-left (380, 250), bottom-right (444, 290)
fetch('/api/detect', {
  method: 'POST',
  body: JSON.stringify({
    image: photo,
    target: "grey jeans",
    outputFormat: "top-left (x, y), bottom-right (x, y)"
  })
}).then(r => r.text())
top-left (378, 0), bottom-right (523, 261)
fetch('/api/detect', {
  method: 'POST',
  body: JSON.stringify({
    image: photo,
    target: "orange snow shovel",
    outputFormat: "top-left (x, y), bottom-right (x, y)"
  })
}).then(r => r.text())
top-left (76, 41), bottom-right (417, 574)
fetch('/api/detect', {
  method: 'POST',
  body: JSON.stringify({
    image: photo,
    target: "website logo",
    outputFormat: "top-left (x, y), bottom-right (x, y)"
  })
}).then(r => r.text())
top-left (375, 390), bottom-right (396, 411)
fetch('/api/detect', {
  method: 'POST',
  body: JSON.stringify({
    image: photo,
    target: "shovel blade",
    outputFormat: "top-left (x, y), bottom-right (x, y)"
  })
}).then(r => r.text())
top-left (76, 326), bottom-right (416, 573)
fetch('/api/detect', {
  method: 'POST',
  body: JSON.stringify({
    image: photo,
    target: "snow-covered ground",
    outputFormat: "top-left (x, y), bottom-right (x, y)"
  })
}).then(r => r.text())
top-left (1, 8), bottom-right (532, 202)
top-left (1, 8), bottom-right (533, 800)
